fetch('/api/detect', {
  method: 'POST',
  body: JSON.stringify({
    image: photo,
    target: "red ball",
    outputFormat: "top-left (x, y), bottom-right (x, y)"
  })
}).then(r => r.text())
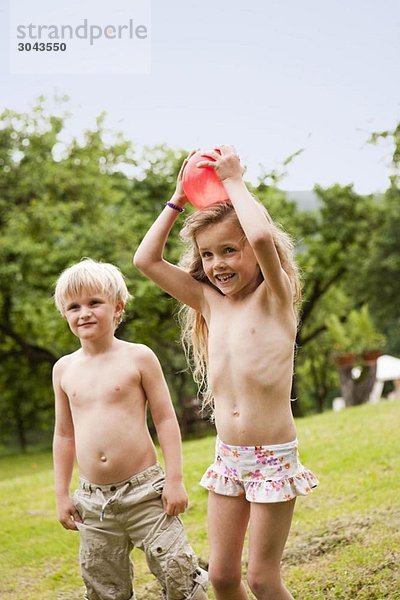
top-left (182, 150), bottom-right (230, 209)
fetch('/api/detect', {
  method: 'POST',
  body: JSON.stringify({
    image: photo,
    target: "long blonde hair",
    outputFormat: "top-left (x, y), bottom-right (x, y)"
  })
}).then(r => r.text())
top-left (178, 202), bottom-right (301, 414)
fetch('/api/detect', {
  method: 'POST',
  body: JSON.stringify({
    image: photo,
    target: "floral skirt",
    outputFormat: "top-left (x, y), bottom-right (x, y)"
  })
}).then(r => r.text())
top-left (200, 437), bottom-right (318, 503)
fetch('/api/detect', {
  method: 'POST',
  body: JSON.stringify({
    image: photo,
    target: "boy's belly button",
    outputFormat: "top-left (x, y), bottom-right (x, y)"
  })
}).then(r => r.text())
top-left (233, 407), bottom-right (240, 416)
top-left (100, 455), bottom-right (107, 462)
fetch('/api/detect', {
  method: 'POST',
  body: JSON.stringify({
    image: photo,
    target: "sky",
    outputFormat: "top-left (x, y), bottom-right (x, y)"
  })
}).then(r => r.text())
top-left (1, 0), bottom-right (399, 193)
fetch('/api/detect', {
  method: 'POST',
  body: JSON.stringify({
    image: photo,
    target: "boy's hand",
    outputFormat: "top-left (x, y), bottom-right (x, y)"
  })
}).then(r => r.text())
top-left (197, 144), bottom-right (244, 182)
top-left (170, 151), bottom-right (196, 207)
top-left (56, 496), bottom-right (82, 530)
top-left (162, 480), bottom-right (189, 517)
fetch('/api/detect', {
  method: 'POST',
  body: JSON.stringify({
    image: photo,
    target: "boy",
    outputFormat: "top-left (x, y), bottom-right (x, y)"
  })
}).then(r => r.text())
top-left (52, 258), bottom-right (207, 600)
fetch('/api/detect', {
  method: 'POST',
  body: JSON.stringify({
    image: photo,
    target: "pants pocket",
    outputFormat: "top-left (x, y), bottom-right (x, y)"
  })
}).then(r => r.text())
top-left (151, 475), bottom-right (165, 496)
top-left (143, 514), bottom-right (198, 600)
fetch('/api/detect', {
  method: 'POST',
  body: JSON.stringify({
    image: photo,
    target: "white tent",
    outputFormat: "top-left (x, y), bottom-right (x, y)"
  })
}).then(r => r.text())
top-left (376, 354), bottom-right (400, 381)
top-left (369, 354), bottom-right (400, 403)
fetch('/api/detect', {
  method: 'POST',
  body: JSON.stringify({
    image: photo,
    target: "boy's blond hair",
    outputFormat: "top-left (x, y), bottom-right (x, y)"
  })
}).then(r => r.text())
top-left (177, 202), bottom-right (301, 414)
top-left (54, 258), bottom-right (132, 326)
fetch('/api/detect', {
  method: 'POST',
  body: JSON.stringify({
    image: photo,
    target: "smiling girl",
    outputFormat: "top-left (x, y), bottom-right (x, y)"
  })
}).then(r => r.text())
top-left (134, 145), bottom-right (318, 600)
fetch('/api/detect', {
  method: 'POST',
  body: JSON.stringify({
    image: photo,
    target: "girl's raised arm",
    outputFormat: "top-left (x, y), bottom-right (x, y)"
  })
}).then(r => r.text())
top-left (133, 157), bottom-right (205, 312)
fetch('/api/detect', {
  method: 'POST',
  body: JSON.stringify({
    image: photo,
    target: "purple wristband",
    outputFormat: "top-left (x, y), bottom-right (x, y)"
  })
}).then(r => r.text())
top-left (166, 201), bottom-right (184, 213)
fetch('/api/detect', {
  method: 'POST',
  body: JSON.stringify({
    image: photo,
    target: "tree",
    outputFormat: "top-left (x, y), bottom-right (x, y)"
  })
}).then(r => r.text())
top-left (356, 124), bottom-right (400, 355)
top-left (325, 306), bottom-right (385, 406)
top-left (283, 184), bottom-right (382, 413)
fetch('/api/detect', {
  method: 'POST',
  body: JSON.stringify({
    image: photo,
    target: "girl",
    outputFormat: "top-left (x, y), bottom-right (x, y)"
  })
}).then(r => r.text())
top-left (134, 145), bottom-right (318, 600)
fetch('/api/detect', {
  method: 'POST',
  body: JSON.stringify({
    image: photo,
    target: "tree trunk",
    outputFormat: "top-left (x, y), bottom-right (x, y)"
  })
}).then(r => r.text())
top-left (338, 363), bottom-right (377, 407)
top-left (14, 399), bottom-right (28, 452)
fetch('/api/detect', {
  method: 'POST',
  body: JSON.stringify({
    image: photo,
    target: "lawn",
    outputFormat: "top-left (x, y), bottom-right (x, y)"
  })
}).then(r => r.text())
top-left (1, 400), bottom-right (399, 599)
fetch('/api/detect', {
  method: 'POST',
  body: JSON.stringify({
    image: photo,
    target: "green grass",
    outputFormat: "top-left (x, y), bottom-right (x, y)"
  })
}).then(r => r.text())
top-left (1, 401), bottom-right (400, 599)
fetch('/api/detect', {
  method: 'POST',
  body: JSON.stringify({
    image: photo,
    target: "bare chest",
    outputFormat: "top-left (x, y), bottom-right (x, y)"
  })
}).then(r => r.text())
top-left (62, 360), bottom-right (142, 410)
top-left (207, 299), bottom-right (296, 383)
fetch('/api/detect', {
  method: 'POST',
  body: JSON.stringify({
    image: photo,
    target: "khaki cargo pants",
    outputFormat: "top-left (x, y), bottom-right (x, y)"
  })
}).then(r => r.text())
top-left (73, 463), bottom-right (208, 600)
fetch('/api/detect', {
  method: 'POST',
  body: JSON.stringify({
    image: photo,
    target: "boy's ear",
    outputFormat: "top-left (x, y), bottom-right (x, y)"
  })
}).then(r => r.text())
top-left (114, 301), bottom-right (125, 316)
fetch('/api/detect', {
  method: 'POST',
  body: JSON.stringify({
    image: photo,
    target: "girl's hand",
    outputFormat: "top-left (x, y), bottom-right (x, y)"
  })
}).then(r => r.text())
top-left (197, 144), bottom-right (244, 182)
top-left (170, 151), bottom-right (196, 207)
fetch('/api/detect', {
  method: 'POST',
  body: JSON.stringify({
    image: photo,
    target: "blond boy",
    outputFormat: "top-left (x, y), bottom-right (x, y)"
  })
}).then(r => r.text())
top-left (52, 258), bottom-right (207, 600)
